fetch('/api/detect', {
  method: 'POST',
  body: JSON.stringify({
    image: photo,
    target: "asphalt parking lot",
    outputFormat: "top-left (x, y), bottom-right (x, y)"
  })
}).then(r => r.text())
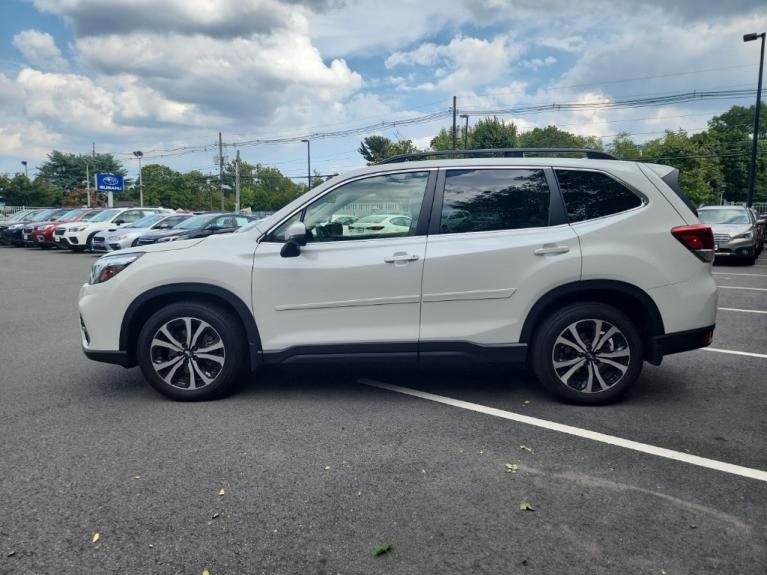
top-left (1, 246), bottom-right (766, 575)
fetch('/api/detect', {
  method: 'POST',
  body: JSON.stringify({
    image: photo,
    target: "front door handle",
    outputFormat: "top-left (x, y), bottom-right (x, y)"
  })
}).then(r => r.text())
top-left (534, 245), bottom-right (570, 255)
top-left (384, 252), bottom-right (420, 264)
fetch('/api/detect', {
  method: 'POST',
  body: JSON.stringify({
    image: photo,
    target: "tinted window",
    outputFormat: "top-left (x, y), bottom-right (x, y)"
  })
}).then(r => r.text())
top-left (439, 169), bottom-right (550, 233)
top-left (556, 170), bottom-right (643, 223)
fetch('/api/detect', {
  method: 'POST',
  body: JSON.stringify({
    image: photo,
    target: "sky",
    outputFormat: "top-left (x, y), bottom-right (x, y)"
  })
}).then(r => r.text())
top-left (0, 0), bottom-right (765, 183)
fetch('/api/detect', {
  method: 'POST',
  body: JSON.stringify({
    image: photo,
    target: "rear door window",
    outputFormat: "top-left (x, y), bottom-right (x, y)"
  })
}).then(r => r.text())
top-left (439, 169), bottom-right (550, 233)
top-left (556, 169), bottom-right (643, 223)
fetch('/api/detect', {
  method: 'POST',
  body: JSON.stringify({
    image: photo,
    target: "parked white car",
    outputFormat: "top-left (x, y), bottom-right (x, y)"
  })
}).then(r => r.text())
top-left (61, 207), bottom-right (172, 252)
top-left (79, 149), bottom-right (717, 404)
top-left (347, 214), bottom-right (412, 236)
top-left (92, 213), bottom-right (192, 253)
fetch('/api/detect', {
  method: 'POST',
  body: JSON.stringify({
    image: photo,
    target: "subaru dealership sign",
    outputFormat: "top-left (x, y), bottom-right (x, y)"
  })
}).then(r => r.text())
top-left (96, 174), bottom-right (124, 193)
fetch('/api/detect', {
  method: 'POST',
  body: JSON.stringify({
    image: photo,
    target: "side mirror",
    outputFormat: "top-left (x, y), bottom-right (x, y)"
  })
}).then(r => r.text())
top-left (280, 221), bottom-right (307, 258)
top-left (114, 219), bottom-right (125, 225)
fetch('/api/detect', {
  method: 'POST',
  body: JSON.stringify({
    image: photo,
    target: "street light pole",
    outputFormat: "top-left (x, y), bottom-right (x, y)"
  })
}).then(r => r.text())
top-left (133, 151), bottom-right (144, 207)
top-left (459, 114), bottom-right (469, 150)
top-left (21, 160), bottom-right (28, 178)
top-left (744, 32), bottom-right (765, 208)
top-left (301, 139), bottom-right (311, 190)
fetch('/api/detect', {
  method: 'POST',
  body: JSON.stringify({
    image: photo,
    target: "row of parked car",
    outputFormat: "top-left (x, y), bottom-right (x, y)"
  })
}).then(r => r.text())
top-left (0, 207), bottom-right (258, 252)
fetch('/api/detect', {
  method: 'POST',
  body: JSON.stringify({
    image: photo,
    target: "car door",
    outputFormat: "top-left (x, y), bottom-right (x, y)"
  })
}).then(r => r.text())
top-left (252, 170), bottom-right (435, 356)
top-left (419, 167), bottom-right (581, 353)
top-left (114, 209), bottom-right (144, 226)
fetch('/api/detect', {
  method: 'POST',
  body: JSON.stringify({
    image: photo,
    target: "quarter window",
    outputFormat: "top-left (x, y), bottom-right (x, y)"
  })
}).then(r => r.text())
top-left (556, 169), bottom-right (643, 223)
top-left (439, 169), bottom-right (550, 233)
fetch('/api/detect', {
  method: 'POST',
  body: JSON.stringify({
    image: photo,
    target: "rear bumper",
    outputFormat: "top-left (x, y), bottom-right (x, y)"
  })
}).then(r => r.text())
top-left (648, 324), bottom-right (715, 364)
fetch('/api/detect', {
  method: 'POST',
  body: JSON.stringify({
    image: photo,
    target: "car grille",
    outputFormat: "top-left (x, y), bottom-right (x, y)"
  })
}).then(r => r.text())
top-left (23, 227), bottom-right (34, 234)
top-left (93, 236), bottom-right (105, 243)
top-left (54, 228), bottom-right (65, 236)
top-left (713, 233), bottom-right (730, 243)
top-left (137, 238), bottom-right (156, 245)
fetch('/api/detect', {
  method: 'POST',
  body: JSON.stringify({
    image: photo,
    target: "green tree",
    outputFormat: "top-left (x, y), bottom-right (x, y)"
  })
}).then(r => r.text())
top-left (37, 150), bottom-right (127, 194)
top-left (358, 136), bottom-right (419, 163)
top-left (518, 125), bottom-right (602, 151)
top-left (471, 117), bottom-right (518, 149)
top-left (608, 132), bottom-right (643, 160)
top-left (0, 174), bottom-right (62, 206)
top-left (642, 130), bottom-right (715, 206)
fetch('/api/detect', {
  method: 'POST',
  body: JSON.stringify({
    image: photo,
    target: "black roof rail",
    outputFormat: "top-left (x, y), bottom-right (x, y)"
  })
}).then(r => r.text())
top-left (376, 147), bottom-right (616, 164)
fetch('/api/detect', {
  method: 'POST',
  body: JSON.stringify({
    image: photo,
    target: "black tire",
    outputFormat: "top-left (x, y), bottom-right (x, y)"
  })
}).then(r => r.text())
top-left (531, 303), bottom-right (644, 405)
top-left (136, 301), bottom-right (248, 401)
top-left (70, 245), bottom-right (86, 252)
top-left (743, 249), bottom-right (756, 265)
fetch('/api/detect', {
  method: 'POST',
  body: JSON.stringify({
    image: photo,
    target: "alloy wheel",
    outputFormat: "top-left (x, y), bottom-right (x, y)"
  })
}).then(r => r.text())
top-left (551, 318), bottom-right (631, 394)
top-left (149, 317), bottom-right (225, 390)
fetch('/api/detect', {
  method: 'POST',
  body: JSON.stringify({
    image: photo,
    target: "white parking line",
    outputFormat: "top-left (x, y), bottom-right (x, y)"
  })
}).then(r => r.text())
top-left (717, 286), bottom-right (767, 292)
top-left (359, 378), bottom-right (767, 482)
top-left (713, 272), bottom-right (767, 277)
top-left (703, 348), bottom-right (767, 359)
top-left (718, 307), bottom-right (767, 314)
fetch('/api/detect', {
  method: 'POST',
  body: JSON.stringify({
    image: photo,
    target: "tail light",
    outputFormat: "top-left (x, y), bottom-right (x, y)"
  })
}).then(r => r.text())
top-left (671, 225), bottom-right (715, 262)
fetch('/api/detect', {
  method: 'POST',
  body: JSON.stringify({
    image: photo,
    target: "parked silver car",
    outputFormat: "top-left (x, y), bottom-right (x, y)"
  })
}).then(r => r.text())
top-left (697, 206), bottom-right (759, 265)
top-left (91, 213), bottom-right (192, 252)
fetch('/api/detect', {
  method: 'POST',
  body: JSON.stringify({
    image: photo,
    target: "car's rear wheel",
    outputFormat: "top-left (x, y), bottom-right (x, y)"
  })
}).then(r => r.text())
top-left (136, 302), bottom-right (247, 401)
top-left (531, 303), bottom-right (643, 404)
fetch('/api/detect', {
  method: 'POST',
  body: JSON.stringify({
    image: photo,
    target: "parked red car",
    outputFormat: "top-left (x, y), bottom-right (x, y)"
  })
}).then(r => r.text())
top-left (31, 208), bottom-right (103, 249)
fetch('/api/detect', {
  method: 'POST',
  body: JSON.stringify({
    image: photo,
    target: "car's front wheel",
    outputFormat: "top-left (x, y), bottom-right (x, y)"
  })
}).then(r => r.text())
top-left (531, 303), bottom-right (643, 404)
top-left (136, 302), bottom-right (247, 401)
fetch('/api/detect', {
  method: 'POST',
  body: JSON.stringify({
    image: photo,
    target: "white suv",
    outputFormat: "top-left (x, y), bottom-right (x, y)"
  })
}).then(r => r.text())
top-left (61, 207), bottom-right (172, 252)
top-left (78, 149), bottom-right (718, 404)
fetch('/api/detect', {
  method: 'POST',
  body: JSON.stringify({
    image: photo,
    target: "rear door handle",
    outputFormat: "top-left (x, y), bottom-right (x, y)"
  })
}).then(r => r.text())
top-left (384, 252), bottom-right (420, 263)
top-left (534, 245), bottom-right (570, 255)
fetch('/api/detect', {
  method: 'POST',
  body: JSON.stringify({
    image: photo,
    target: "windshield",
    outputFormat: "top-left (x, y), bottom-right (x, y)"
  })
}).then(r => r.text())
top-left (59, 209), bottom-right (84, 221)
top-left (698, 209), bottom-right (750, 225)
top-left (174, 214), bottom-right (215, 230)
top-left (30, 209), bottom-right (59, 222)
top-left (80, 210), bottom-right (104, 221)
top-left (126, 214), bottom-right (164, 228)
top-left (91, 209), bottom-right (121, 222)
top-left (5, 211), bottom-right (31, 222)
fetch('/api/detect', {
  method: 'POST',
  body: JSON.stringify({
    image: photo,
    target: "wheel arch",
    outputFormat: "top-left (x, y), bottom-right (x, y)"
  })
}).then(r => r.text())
top-left (520, 280), bottom-right (665, 364)
top-left (120, 283), bottom-right (262, 371)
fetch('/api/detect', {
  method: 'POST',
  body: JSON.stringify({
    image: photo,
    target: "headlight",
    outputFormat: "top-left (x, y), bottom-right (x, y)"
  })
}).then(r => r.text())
top-left (10, 224), bottom-right (23, 230)
top-left (733, 231), bottom-right (753, 240)
top-left (70, 225), bottom-right (88, 232)
top-left (157, 236), bottom-right (179, 243)
top-left (114, 234), bottom-right (130, 241)
top-left (44, 225), bottom-right (55, 231)
top-left (89, 253), bottom-right (144, 285)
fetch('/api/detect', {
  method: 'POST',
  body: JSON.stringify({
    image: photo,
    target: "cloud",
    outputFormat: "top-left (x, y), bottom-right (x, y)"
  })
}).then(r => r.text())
top-left (32, 0), bottom-right (342, 38)
top-left (12, 29), bottom-right (69, 71)
top-left (386, 34), bottom-right (524, 92)
top-left (521, 56), bottom-right (557, 70)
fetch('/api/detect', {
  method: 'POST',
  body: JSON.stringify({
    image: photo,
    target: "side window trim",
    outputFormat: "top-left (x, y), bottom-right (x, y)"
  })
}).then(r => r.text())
top-left (263, 169), bottom-right (437, 243)
top-left (544, 167), bottom-right (568, 227)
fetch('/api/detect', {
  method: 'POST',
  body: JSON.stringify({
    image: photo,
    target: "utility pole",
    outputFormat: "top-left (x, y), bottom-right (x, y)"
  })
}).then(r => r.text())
top-left (218, 132), bottom-right (225, 210)
top-left (21, 160), bottom-right (28, 178)
top-left (460, 114), bottom-right (470, 150)
top-left (235, 149), bottom-right (241, 212)
top-left (301, 139), bottom-right (311, 190)
top-left (744, 32), bottom-right (765, 207)
top-left (451, 95), bottom-right (457, 150)
top-left (133, 151), bottom-right (144, 207)
top-left (85, 161), bottom-right (91, 208)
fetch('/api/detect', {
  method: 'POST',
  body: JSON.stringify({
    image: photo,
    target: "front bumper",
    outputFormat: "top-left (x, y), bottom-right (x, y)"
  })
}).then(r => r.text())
top-left (82, 346), bottom-right (134, 367)
top-left (714, 237), bottom-right (755, 257)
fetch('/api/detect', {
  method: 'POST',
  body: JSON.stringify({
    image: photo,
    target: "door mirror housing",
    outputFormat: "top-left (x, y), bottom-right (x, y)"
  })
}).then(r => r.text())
top-left (114, 219), bottom-right (125, 226)
top-left (281, 221), bottom-right (307, 258)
